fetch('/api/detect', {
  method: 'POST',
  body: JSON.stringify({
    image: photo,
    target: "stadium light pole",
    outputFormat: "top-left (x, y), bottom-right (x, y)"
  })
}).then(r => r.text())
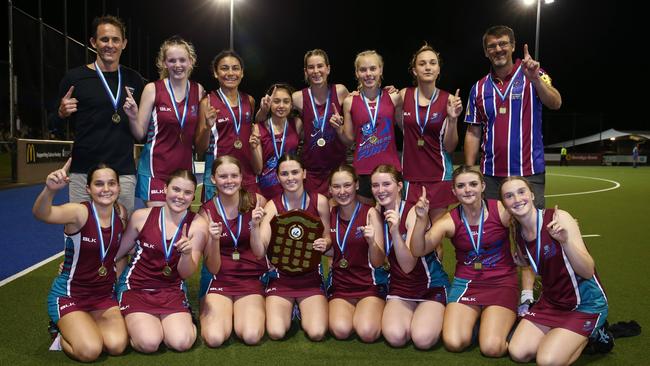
top-left (217, 0), bottom-right (235, 50)
top-left (523, 0), bottom-right (555, 61)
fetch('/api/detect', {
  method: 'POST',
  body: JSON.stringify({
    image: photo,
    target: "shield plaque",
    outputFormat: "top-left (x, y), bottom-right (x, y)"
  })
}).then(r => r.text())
top-left (269, 210), bottom-right (324, 276)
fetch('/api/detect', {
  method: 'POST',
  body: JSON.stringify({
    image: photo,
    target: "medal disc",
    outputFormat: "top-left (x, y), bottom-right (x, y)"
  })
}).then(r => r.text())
top-left (98, 265), bottom-right (108, 277)
top-left (162, 265), bottom-right (172, 276)
top-left (112, 113), bottom-right (121, 124)
top-left (316, 138), bottom-right (326, 147)
top-left (339, 258), bottom-right (349, 269)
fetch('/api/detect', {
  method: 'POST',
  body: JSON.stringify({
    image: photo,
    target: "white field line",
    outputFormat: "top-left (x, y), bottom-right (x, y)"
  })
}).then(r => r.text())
top-left (545, 173), bottom-right (621, 197)
top-left (0, 251), bottom-right (63, 287)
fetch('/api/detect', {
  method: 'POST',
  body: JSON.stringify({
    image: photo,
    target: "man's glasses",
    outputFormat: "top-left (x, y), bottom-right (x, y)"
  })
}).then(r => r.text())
top-left (486, 41), bottom-right (511, 51)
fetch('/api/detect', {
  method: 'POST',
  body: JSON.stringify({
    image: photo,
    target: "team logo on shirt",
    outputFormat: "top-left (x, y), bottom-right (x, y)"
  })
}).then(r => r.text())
top-left (191, 105), bottom-right (197, 116)
top-left (583, 320), bottom-right (593, 331)
top-left (543, 243), bottom-right (557, 259)
top-left (159, 106), bottom-right (172, 112)
top-left (142, 242), bottom-right (155, 249)
top-left (82, 236), bottom-right (97, 243)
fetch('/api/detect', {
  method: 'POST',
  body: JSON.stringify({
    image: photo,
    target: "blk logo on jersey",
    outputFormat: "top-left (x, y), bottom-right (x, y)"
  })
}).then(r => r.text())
top-left (159, 106), bottom-right (172, 112)
top-left (82, 236), bottom-right (97, 243)
top-left (142, 242), bottom-right (155, 249)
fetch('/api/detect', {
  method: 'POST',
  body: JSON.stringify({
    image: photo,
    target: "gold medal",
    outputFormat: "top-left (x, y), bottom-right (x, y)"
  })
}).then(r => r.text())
top-left (499, 107), bottom-right (507, 115)
top-left (112, 112), bottom-right (121, 124)
top-left (316, 137), bottom-right (326, 147)
top-left (339, 258), bottom-right (349, 269)
top-left (232, 250), bottom-right (240, 261)
top-left (369, 135), bottom-right (379, 144)
top-left (474, 262), bottom-right (482, 270)
top-left (234, 139), bottom-right (243, 149)
top-left (98, 265), bottom-right (108, 277)
top-left (382, 261), bottom-right (391, 271)
top-left (162, 265), bottom-right (172, 277)
top-left (417, 138), bottom-right (425, 147)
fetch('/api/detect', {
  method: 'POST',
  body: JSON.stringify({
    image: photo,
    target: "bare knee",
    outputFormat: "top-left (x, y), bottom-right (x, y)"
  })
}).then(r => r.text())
top-left (383, 327), bottom-right (408, 347)
top-left (131, 337), bottom-right (161, 354)
top-left (444, 333), bottom-right (471, 353)
top-left (70, 341), bottom-right (103, 363)
top-left (480, 337), bottom-right (508, 358)
top-left (355, 323), bottom-right (381, 343)
top-left (303, 323), bottom-right (327, 341)
top-left (536, 351), bottom-right (566, 366)
top-left (238, 327), bottom-right (264, 345)
top-left (329, 319), bottom-right (353, 340)
top-left (412, 329), bottom-right (439, 350)
top-left (102, 332), bottom-right (128, 356)
top-left (201, 328), bottom-right (227, 348)
top-left (267, 323), bottom-right (288, 341)
top-left (165, 333), bottom-right (196, 352)
top-left (508, 344), bottom-right (535, 363)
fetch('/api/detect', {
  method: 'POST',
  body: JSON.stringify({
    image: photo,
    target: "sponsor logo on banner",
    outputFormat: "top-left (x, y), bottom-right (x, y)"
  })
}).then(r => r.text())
top-left (25, 142), bottom-right (72, 164)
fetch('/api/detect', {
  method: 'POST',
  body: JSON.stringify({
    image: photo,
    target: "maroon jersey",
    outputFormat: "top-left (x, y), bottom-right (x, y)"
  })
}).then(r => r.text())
top-left (201, 198), bottom-right (268, 278)
top-left (401, 87), bottom-right (453, 182)
top-left (449, 199), bottom-right (516, 285)
top-left (266, 191), bottom-right (324, 297)
top-left (350, 92), bottom-right (401, 175)
top-left (138, 79), bottom-right (200, 181)
top-left (516, 209), bottom-right (608, 311)
top-left (329, 203), bottom-right (380, 296)
top-left (257, 118), bottom-right (300, 199)
top-left (53, 202), bottom-right (123, 297)
top-left (384, 201), bottom-right (450, 298)
top-left (120, 207), bottom-right (196, 290)
top-left (203, 90), bottom-right (257, 197)
top-left (300, 85), bottom-right (347, 173)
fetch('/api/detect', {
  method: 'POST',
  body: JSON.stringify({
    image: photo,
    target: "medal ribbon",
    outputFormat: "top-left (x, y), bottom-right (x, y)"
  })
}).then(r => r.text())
top-left (282, 191), bottom-right (307, 211)
top-left (361, 90), bottom-right (382, 133)
top-left (336, 202), bottom-right (361, 259)
top-left (489, 64), bottom-right (522, 102)
top-left (307, 88), bottom-right (331, 136)
top-left (215, 195), bottom-right (242, 252)
top-left (523, 209), bottom-right (543, 274)
top-left (383, 200), bottom-right (405, 256)
top-left (414, 87), bottom-right (439, 136)
top-left (268, 118), bottom-right (288, 165)
top-left (460, 201), bottom-right (485, 259)
top-left (217, 88), bottom-right (242, 138)
top-left (166, 79), bottom-right (190, 132)
top-left (90, 202), bottom-right (114, 264)
top-left (160, 207), bottom-right (187, 263)
top-left (94, 62), bottom-right (122, 112)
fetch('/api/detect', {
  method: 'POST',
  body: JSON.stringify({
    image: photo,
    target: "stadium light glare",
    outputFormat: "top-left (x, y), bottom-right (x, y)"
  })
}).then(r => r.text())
top-left (522, 0), bottom-right (556, 60)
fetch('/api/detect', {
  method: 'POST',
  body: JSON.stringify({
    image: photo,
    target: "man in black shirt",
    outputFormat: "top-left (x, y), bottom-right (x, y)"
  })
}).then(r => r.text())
top-left (55, 15), bottom-right (145, 215)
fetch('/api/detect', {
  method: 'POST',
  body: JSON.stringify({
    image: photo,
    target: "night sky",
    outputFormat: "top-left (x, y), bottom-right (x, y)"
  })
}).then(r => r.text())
top-left (9, 0), bottom-right (634, 143)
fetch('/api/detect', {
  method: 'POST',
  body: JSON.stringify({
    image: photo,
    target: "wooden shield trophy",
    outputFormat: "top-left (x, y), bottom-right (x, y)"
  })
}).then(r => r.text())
top-left (269, 210), bottom-right (324, 276)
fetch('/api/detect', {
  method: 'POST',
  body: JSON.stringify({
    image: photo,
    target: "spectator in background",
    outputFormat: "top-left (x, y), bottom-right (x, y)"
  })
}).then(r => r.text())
top-left (632, 144), bottom-right (639, 168)
top-left (560, 146), bottom-right (568, 166)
